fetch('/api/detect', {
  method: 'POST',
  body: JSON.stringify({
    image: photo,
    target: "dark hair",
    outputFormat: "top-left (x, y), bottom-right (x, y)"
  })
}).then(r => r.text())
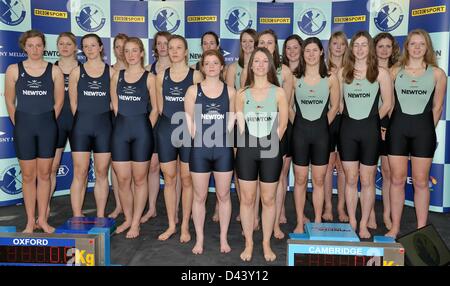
top-left (343, 31), bottom-right (378, 84)
top-left (295, 37), bottom-right (328, 79)
top-left (257, 29), bottom-right (282, 70)
top-left (201, 31), bottom-right (220, 50)
top-left (168, 34), bottom-right (188, 64)
top-left (81, 33), bottom-right (105, 60)
top-left (282, 34), bottom-right (303, 66)
top-left (238, 28), bottom-right (257, 68)
top-left (152, 31), bottom-right (171, 59)
top-left (19, 29), bottom-right (46, 52)
top-left (244, 47), bottom-right (280, 88)
top-left (373, 32), bottom-right (400, 68)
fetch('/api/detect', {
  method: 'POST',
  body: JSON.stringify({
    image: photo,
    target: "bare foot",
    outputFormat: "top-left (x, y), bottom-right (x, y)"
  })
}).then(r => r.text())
top-left (192, 242), bottom-right (203, 255)
top-left (140, 210), bottom-right (157, 224)
top-left (108, 208), bottom-right (122, 219)
top-left (220, 241), bottom-right (231, 254)
top-left (385, 229), bottom-right (399, 239)
top-left (279, 215), bottom-right (287, 224)
top-left (236, 214), bottom-right (241, 222)
top-left (126, 226), bottom-right (140, 239)
top-left (23, 223), bottom-right (35, 233)
top-left (158, 227), bottom-right (177, 241)
top-left (303, 216), bottom-right (310, 224)
top-left (383, 215), bottom-right (392, 230)
top-left (240, 246), bottom-right (253, 262)
top-left (322, 209), bottom-right (333, 221)
top-left (115, 220), bottom-right (132, 234)
top-left (37, 219), bottom-right (55, 234)
top-left (212, 212), bottom-right (219, 223)
top-left (263, 244), bottom-right (276, 262)
top-left (368, 220), bottom-right (377, 230)
top-left (359, 226), bottom-right (371, 239)
top-left (293, 224), bottom-right (304, 234)
top-left (338, 211), bottom-right (349, 223)
top-left (273, 228), bottom-right (285, 240)
top-left (180, 228), bottom-right (191, 243)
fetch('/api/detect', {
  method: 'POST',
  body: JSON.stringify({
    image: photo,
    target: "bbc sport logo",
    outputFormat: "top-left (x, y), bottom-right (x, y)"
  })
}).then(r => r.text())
top-left (0, 164), bottom-right (22, 195)
top-left (76, 4), bottom-right (106, 33)
top-left (153, 7), bottom-right (180, 33)
top-left (297, 8), bottom-right (327, 36)
top-left (374, 2), bottom-right (404, 32)
top-left (0, 0), bottom-right (26, 26)
top-left (225, 7), bottom-right (252, 35)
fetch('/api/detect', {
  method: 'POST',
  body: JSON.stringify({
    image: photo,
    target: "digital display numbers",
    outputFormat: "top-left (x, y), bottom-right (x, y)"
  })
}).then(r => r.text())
top-left (0, 246), bottom-right (76, 265)
top-left (294, 253), bottom-right (383, 266)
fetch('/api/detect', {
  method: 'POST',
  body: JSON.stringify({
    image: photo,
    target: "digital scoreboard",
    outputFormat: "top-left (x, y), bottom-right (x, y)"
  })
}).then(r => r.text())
top-left (0, 232), bottom-right (106, 266)
top-left (287, 223), bottom-right (405, 266)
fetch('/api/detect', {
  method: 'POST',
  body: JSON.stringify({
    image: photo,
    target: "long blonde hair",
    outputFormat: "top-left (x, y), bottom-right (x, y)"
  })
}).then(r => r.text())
top-left (398, 29), bottom-right (437, 68)
top-left (327, 31), bottom-right (348, 71)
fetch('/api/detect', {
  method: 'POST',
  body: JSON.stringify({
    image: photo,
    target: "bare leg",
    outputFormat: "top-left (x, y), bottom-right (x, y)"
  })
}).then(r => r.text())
top-left (411, 157), bottom-right (433, 229)
top-left (359, 164), bottom-right (377, 239)
top-left (234, 170), bottom-right (241, 221)
top-left (260, 181), bottom-right (278, 262)
top-left (385, 155), bottom-right (408, 238)
top-left (274, 156), bottom-right (290, 239)
top-left (113, 162), bottom-right (133, 234)
top-left (175, 160), bottom-right (182, 224)
top-left (335, 155), bottom-right (348, 222)
top-left (126, 161), bottom-right (150, 239)
top-left (191, 172), bottom-right (210, 254)
top-left (293, 165), bottom-right (308, 233)
top-left (341, 161), bottom-right (359, 231)
top-left (311, 164), bottom-right (328, 223)
top-left (141, 153), bottom-right (160, 223)
top-left (381, 156), bottom-right (392, 230)
top-left (36, 158), bottom-right (55, 233)
top-left (93, 153), bottom-right (111, 218)
top-left (214, 171), bottom-right (233, 253)
top-left (158, 160), bottom-right (178, 241)
top-left (212, 200), bottom-right (219, 222)
top-left (48, 147), bottom-right (64, 220)
top-left (19, 160), bottom-right (37, 233)
top-left (108, 166), bottom-right (122, 219)
top-left (70, 152), bottom-right (91, 217)
top-left (179, 162), bottom-right (193, 243)
top-left (239, 179), bottom-right (257, 261)
top-left (323, 152), bottom-right (336, 221)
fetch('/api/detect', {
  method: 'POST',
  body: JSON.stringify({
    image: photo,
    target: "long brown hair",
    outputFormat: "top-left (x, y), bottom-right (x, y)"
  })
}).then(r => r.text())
top-left (374, 32), bottom-right (400, 68)
top-left (257, 29), bottom-right (282, 70)
top-left (398, 29), bottom-right (437, 68)
top-left (124, 37), bottom-right (145, 68)
top-left (327, 31), bottom-right (348, 71)
top-left (57, 32), bottom-right (77, 59)
top-left (343, 31), bottom-right (378, 84)
top-left (282, 34), bottom-right (303, 67)
top-left (244, 47), bottom-right (280, 89)
top-left (238, 28), bottom-right (257, 68)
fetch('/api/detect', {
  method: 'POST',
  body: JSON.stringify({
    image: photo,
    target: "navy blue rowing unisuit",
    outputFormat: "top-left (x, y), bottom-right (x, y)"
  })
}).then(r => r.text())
top-left (157, 68), bottom-right (194, 163)
top-left (112, 70), bottom-right (153, 162)
top-left (14, 61), bottom-right (57, 160)
top-left (189, 83), bottom-right (233, 172)
top-left (70, 63), bottom-right (112, 153)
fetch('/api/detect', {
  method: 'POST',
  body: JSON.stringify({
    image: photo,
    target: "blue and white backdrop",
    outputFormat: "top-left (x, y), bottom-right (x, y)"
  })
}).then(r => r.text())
top-left (0, 0), bottom-right (449, 213)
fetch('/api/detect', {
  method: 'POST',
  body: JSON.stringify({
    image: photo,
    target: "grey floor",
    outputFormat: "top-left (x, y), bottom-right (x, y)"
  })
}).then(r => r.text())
top-left (1, 190), bottom-right (449, 266)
